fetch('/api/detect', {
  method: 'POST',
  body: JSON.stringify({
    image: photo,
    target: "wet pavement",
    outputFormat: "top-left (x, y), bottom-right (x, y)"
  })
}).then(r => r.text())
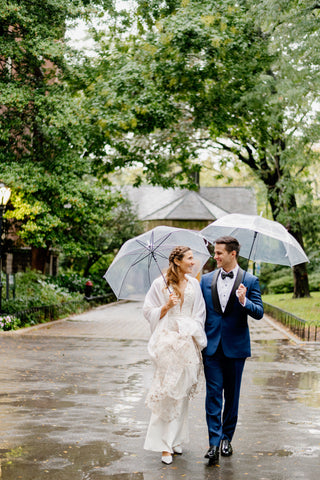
top-left (0, 301), bottom-right (319, 480)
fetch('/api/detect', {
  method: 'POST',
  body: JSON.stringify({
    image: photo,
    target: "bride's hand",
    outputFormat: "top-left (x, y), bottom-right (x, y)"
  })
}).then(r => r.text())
top-left (160, 292), bottom-right (179, 319)
top-left (167, 293), bottom-right (179, 309)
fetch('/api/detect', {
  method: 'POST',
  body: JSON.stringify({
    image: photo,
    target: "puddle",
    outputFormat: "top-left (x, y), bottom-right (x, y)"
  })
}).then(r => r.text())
top-left (89, 474), bottom-right (144, 480)
top-left (0, 441), bottom-right (123, 480)
top-left (113, 427), bottom-right (142, 438)
top-left (273, 449), bottom-right (293, 457)
top-left (1, 318), bottom-right (320, 480)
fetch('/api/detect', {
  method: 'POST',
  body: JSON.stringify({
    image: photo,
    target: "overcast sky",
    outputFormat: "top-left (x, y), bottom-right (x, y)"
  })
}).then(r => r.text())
top-left (66, 0), bottom-right (136, 54)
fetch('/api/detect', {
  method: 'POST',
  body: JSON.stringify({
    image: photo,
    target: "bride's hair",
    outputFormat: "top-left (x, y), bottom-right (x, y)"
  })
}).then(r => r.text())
top-left (165, 246), bottom-right (191, 298)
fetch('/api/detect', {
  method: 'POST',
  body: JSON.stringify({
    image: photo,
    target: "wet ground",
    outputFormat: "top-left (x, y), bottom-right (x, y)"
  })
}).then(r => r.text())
top-left (0, 301), bottom-right (319, 480)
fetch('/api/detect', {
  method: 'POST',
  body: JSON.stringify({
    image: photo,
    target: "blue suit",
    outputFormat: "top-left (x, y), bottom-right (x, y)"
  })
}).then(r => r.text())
top-left (200, 267), bottom-right (263, 447)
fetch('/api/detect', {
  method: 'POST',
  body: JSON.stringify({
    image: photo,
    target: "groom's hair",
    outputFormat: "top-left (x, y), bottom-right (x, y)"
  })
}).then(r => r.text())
top-left (215, 236), bottom-right (240, 258)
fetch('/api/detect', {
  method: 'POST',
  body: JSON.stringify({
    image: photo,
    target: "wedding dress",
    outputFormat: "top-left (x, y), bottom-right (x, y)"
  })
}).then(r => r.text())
top-left (143, 278), bottom-right (207, 453)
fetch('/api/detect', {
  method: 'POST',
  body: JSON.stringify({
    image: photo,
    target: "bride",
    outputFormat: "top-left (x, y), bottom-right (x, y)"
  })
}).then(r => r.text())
top-left (143, 246), bottom-right (207, 464)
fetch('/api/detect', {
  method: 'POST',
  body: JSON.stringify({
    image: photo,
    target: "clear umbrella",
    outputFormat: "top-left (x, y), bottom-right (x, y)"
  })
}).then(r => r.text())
top-left (201, 214), bottom-right (309, 267)
top-left (104, 225), bottom-right (210, 300)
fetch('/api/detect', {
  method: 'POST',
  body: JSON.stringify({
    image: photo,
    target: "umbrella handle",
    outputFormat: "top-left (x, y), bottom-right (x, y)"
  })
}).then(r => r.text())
top-left (247, 231), bottom-right (258, 265)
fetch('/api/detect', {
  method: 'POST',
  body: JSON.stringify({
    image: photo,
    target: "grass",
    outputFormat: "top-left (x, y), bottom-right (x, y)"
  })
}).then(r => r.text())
top-left (262, 291), bottom-right (320, 323)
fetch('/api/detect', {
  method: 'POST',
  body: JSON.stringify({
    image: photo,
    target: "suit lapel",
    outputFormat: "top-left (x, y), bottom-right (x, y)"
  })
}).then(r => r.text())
top-left (211, 269), bottom-right (223, 315)
top-left (224, 267), bottom-right (244, 316)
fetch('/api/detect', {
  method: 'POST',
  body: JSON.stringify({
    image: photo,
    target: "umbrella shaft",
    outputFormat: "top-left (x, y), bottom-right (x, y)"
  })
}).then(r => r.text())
top-left (243, 231), bottom-right (258, 283)
top-left (247, 231), bottom-right (258, 264)
top-left (151, 252), bottom-right (172, 294)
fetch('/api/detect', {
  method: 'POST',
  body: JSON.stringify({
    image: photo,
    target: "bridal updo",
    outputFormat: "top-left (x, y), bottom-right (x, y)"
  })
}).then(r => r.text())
top-left (166, 246), bottom-right (191, 298)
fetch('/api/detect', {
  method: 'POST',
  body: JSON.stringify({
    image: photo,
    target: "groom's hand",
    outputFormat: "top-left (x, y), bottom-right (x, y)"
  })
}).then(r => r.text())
top-left (236, 283), bottom-right (247, 306)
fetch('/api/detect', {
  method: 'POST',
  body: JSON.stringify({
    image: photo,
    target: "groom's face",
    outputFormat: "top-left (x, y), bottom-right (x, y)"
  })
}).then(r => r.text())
top-left (214, 243), bottom-right (236, 272)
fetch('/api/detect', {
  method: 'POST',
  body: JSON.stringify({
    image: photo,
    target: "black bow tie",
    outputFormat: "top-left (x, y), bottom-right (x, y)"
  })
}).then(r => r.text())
top-left (221, 271), bottom-right (234, 280)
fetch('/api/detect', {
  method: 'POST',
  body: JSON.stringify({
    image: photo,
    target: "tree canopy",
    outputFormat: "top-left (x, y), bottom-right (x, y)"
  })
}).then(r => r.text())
top-left (1, 0), bottom-right (320, 295)
top-left (79, 0), bottom-right (320, 296)
top-left (0, 0), bottom-right (131, 273)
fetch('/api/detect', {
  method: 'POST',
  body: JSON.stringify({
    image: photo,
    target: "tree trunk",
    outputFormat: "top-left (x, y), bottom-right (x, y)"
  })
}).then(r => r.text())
top-left (83, 254), bottom-right (101, 277)
top-left (269, 187), bottom-right (310, 298)
top-left (31, 247), bottom-right (49, 274)
top-left (292, 263), bottom-right (310, 298)
top-left (220, 142), bottom-right (310, 297)
top-left (286, 227), bottom-right (310, 298)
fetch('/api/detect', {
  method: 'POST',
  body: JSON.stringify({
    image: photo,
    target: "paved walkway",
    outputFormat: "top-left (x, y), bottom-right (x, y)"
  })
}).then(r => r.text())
top-left (0, 301), bottom-right (319, 480)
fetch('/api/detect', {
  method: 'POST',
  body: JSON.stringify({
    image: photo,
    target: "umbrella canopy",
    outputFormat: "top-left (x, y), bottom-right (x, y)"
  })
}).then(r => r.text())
top-left (201, 214), bottom-right (309, 267)
top-left (104, 225), bottom-right (210, 300)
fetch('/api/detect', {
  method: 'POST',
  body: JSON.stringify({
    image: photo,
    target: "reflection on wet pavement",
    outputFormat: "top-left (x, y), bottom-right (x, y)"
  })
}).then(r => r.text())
top-left (0, 334), bottom-right (148, 479)
top-left (0, 307), bottom-right (319, 480)
top-left (0, 442), bottom-right (125, 480)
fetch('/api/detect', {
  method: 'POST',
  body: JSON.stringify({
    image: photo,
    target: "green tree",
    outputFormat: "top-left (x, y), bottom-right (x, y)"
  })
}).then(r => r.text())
top-left (62, 195), bottom-right (143, 277)
top-left (83, 0), bottom-right (320, 297)
top-left (0, 0), bottom-right (118, 272)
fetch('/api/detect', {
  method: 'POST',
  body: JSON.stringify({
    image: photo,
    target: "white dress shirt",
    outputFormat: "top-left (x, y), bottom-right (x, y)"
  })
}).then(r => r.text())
top-left (217, 266), bottom-right (239, 312)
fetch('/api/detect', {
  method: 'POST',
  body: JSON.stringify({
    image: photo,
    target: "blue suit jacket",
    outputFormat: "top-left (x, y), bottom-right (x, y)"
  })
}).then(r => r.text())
top-left (200, 268), bottom-right (264, 359)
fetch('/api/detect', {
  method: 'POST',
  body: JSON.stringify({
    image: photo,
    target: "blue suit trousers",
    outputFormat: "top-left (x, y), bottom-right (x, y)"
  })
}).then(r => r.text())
top-left (203, 343), bottom-right (245, 447)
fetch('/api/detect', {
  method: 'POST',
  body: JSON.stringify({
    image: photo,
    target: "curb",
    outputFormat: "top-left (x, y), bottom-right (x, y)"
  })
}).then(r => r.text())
top-left (263, 314), bottom-right (304, 345)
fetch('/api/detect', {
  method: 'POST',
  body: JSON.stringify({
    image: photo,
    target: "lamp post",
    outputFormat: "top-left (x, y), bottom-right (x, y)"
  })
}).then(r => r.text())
top-left (0, 184), bottom-right (11, 313)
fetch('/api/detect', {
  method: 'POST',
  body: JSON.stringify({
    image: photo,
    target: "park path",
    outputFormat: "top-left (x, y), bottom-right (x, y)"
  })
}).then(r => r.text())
top-left (0, 301), bottom-right (319, 480)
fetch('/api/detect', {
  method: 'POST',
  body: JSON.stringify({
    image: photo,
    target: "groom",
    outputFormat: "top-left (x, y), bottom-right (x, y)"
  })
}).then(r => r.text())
top-left (200, 236), bottom-right (264, 465)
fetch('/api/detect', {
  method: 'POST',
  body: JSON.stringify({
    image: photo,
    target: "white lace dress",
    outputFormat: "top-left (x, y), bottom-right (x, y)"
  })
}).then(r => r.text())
top-left (143, 275), bottom-right (207, 453)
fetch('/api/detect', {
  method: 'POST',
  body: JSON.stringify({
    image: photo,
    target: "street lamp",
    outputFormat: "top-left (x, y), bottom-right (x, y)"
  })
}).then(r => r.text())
top-left (0, 184), bottom-right (11, 313)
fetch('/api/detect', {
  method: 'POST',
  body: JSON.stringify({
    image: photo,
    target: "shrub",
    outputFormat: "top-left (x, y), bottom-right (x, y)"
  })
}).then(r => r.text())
top-left (1, 270), bottom-right (83, 314)
top-left (262, 271), bottom-right (320, 295)
top-left (51, 272), bottom-right (86, 293)
top-left (268, 275), bottom-right (294, 294)
top-left (258, 264), bottom-right (292, 294)
top-left (0, 315), bottom-right (21, 331)
top-left (308, 273), bottom-right (320, 292)
top-left (51, 271), bottom-right (111, 296)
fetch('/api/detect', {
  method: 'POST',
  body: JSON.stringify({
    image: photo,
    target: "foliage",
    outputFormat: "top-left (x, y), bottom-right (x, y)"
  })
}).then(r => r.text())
top-left (59, 194), bottom-right (143, 276)
top-left (0, 315), bottom-right (20, 331)
top-left (51, 272), bottom-right (89, 293)
top-left (81, 0), bottom-right (320, 296)
top-left (307, 273), bottom-right (320, 293)
top-left (0, 0), bottom-right (121, 270)
top-left (257, 264), bottom-right (293, 294)
top-left (0, 267), bottom-right (116, 330)
top-left (298, 204), bottom-right (320, 265)
top-left (1, 0), bottom-right (319, 298)
top-left (1, 269), bottom-right (83, 314)
top-left (265, 271), bottom-right (320, 295)
top-left (267, 275), bottom-right (294, 294)
top-left (51, 271), bottom-right (112, 296)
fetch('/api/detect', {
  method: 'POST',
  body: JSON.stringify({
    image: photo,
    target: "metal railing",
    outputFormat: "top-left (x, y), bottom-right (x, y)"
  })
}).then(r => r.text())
top-left (11, 294), bottom-right (116, 328)
top-left (263, 302), bottom-right (319, 342)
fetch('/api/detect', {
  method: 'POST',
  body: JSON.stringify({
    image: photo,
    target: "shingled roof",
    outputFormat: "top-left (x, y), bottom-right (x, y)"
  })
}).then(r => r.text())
top-left (122, 185), bottom-right (257, 222)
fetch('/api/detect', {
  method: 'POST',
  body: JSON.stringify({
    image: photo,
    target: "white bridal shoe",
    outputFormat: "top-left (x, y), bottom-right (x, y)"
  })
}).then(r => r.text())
top-left (173, 445), bottom-right (183, 454)
top-left (161, 453), bottom-right (173, 464)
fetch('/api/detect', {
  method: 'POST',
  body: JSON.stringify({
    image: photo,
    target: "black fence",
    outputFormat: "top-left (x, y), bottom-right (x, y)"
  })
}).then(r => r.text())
top-left (263, 302), bottom-right (319, 342)
top-left (12, 294), bottom-right (116, 328)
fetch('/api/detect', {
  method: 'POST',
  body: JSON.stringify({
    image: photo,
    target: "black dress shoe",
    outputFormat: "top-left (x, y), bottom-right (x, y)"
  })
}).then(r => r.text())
top-left (204, 445), bottom-right (219, 464)
top-left (220, 439), bottom-right (233, 456)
